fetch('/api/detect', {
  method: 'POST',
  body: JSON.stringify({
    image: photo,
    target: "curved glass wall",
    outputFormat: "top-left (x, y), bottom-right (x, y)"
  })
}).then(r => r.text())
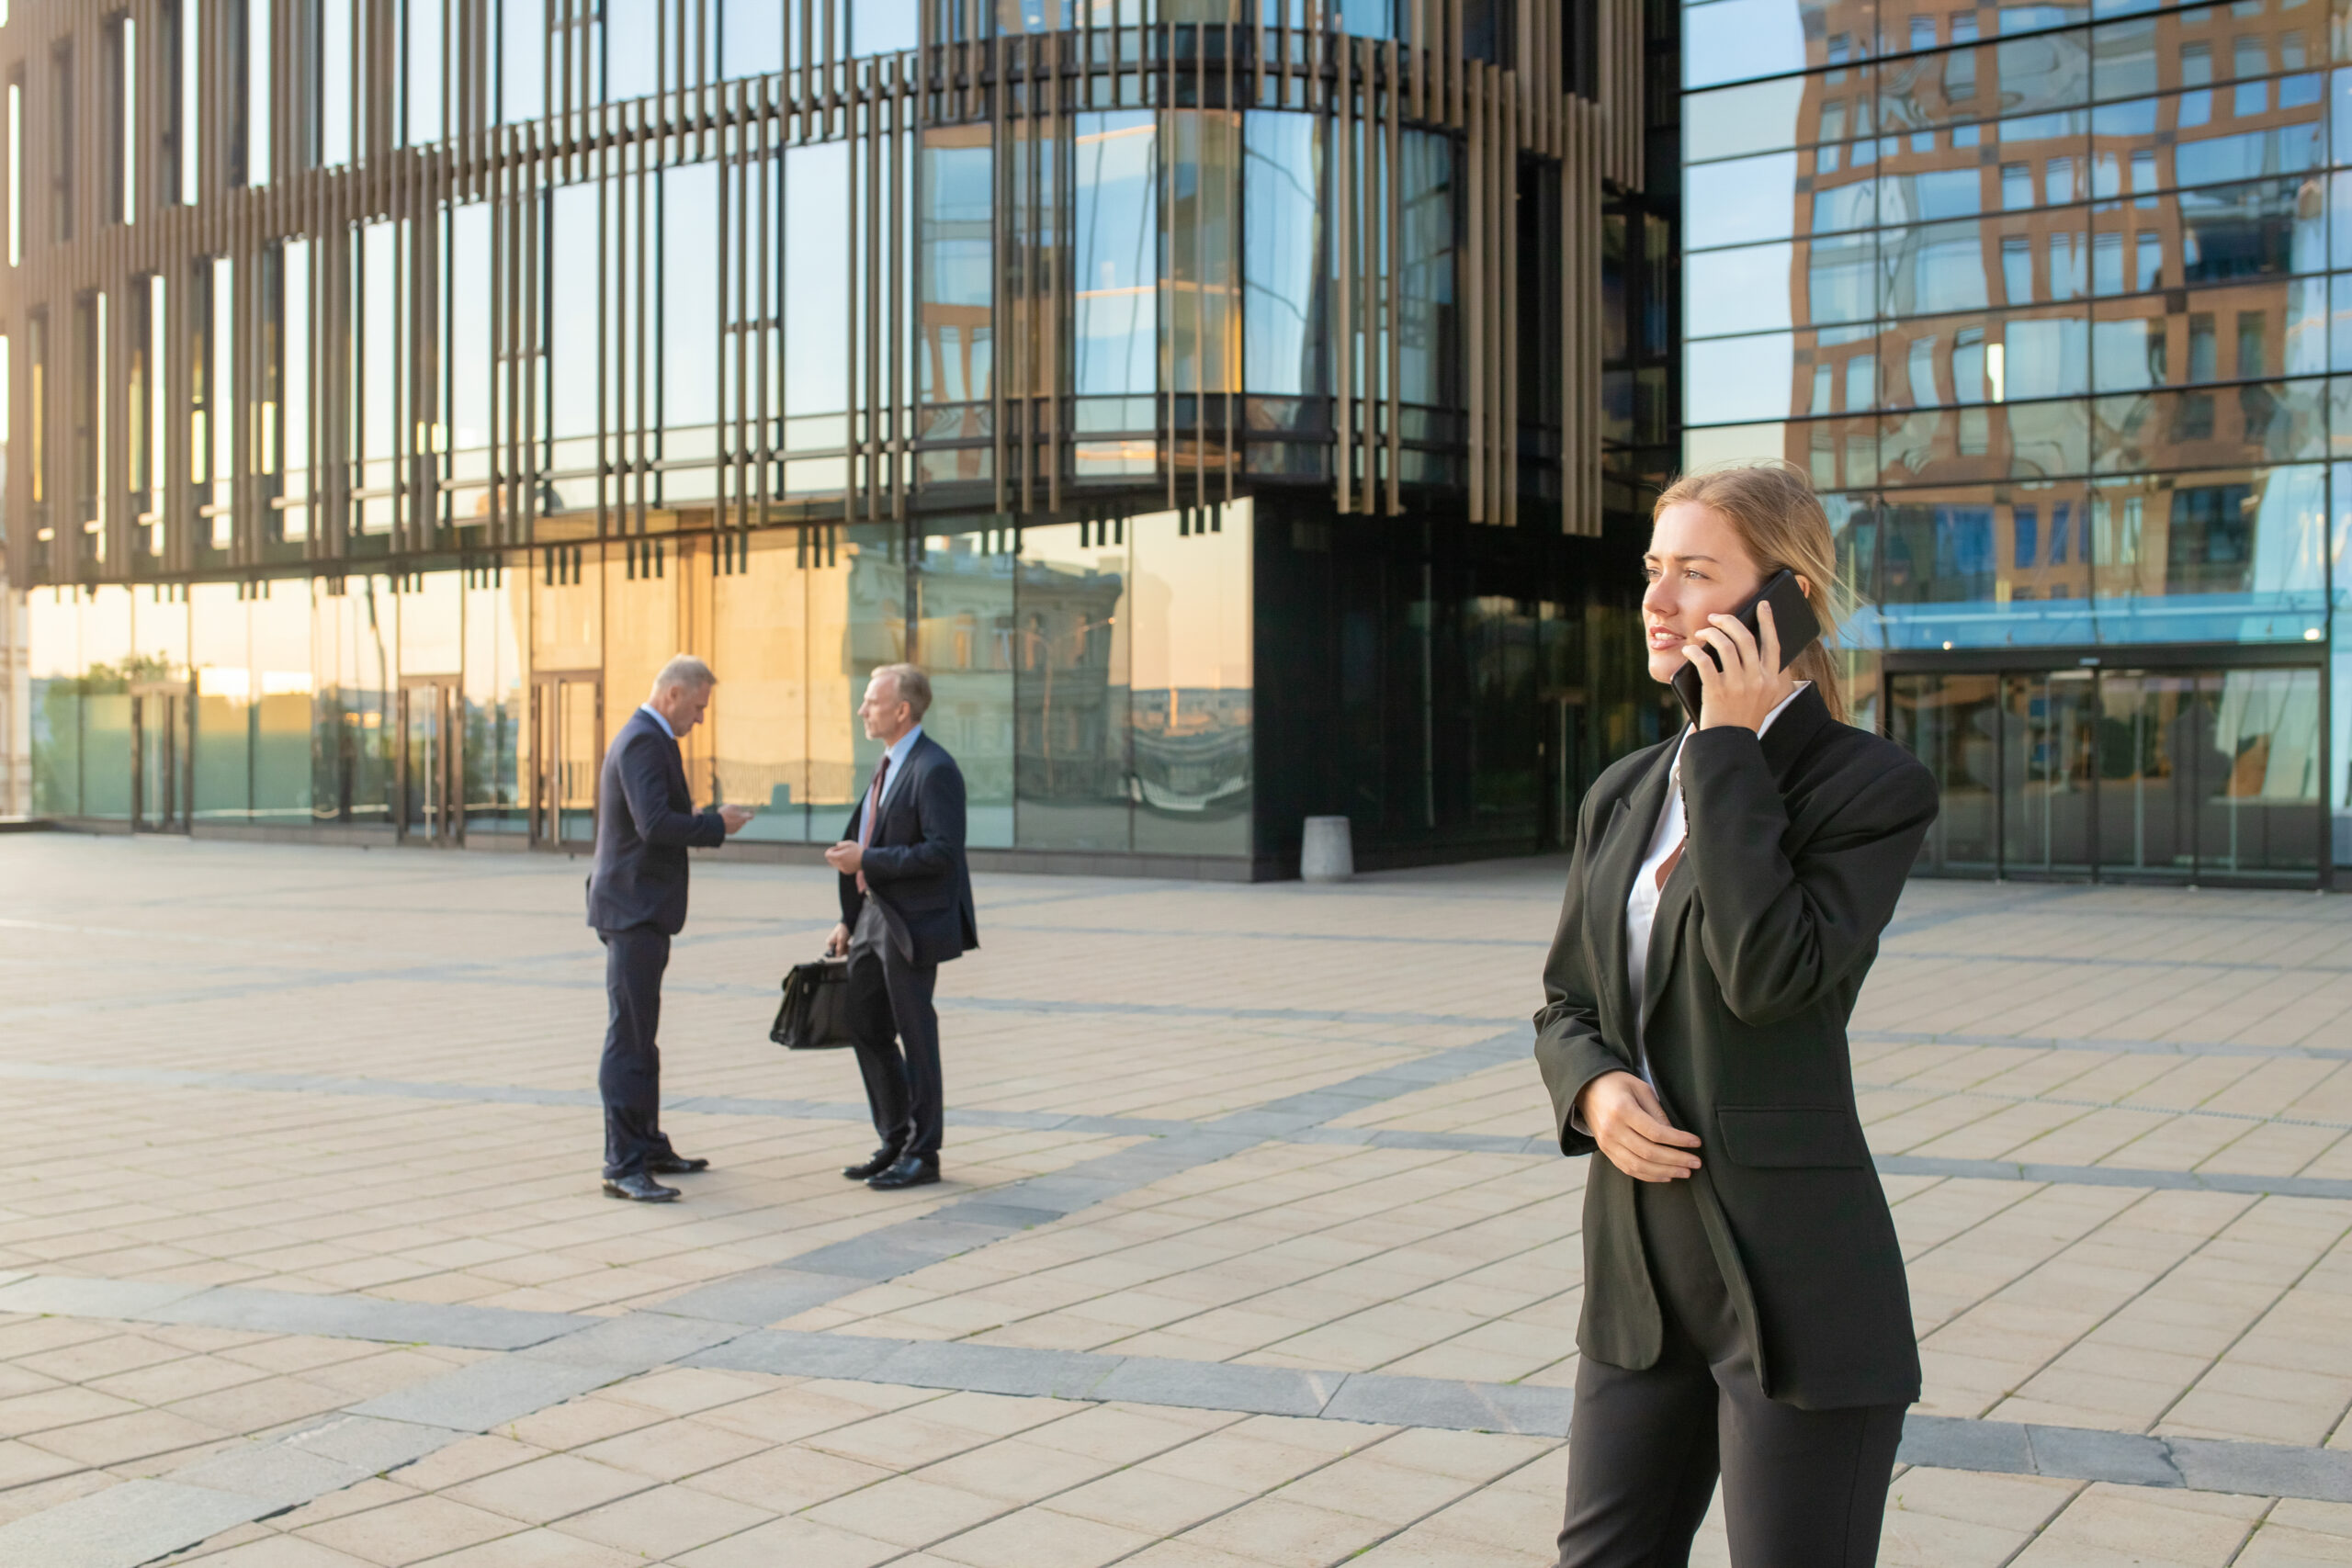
top-left (2, 0), bottom-right (1631, 872)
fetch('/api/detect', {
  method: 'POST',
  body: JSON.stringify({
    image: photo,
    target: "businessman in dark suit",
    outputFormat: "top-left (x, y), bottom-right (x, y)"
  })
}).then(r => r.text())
top-left (587, 655), bottom-right (754, 1201)
top-left (823, 663), bottom-right (978, 1191)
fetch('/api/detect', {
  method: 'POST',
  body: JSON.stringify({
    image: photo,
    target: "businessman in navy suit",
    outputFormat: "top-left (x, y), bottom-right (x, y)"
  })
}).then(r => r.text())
top-left (824, 664), bottom-right (979, 1190)
top-left (587, 655), bottom-right (754, 1201)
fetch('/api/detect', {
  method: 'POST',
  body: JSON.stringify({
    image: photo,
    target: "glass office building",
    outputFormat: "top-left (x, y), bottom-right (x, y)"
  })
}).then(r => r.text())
top-left (0, 0), bottom-right (1686, 875)
top-left (1683, 0), bottom-right (2346, 886)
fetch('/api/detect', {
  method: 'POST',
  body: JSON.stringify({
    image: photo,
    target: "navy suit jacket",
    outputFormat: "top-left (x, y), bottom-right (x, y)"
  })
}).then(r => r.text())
top-left (586, 708), bottom-right (726, 934)
top-left (838, 733), bottom-right (979, 967)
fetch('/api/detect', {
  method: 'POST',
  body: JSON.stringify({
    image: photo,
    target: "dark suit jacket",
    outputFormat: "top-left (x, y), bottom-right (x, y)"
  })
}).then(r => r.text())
top-left (585, 708), bottom-right (726, 934)
top-left (839, 732), bottom-right (979, 967)
top-left (1533, 684), bottom-right (1939, 1410)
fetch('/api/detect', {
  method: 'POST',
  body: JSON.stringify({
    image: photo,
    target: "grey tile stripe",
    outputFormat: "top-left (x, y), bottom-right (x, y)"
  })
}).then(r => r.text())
top-left (1849, 1028), bottom-right (2352, 1062)
top-left (1868, 1155), bottom-right (2352, 1201)
top-left (1885, 949), bottom-right (2352, 976)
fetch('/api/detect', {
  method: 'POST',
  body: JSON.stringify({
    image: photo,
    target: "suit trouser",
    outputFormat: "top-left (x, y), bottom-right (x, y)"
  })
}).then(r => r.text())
top-left (598, 925), bottom-right (681, 1179)
top-left (845, 900), bottom-right (944, 1160)
top-left (1556, 1177), bottom-right (1906, 1568)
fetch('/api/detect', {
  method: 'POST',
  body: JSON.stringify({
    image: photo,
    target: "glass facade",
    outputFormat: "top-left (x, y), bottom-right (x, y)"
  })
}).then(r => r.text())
top-left (3, 0), bottom-right (1683, 874)
top-left (1682, 0), bottom-right (2343, 883)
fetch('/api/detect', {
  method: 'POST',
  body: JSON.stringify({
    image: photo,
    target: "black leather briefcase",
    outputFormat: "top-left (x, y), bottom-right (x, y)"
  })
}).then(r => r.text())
top-left (771, 958), bottom-right (855, 1050)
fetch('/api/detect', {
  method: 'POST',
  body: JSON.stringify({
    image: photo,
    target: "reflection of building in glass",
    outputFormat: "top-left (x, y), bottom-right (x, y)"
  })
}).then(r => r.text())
top-left (4, 0), bottom-right (1685, 874)
top-left (1683, 0), bottom-right (2345, 885)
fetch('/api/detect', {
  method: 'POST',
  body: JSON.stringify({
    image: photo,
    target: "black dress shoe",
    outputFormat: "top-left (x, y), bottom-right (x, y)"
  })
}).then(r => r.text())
top-left (602, 1172), bottom-right (681, 1202)
top-left (646, 1155), bottom-right (710, 1175)
top-left (842, 1145), bottom-right (905, 1181)
top-left (867, 1154), bottom-right (940, 1190)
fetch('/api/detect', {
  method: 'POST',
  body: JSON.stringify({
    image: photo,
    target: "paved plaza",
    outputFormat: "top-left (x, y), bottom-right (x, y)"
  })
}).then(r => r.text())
top-left (0, 835), bottom-right (2348, 1567)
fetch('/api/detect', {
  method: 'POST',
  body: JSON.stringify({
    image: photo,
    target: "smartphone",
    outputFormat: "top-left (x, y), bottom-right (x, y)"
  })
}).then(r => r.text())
top-left (1670, 569), bottom-right (1823, 727)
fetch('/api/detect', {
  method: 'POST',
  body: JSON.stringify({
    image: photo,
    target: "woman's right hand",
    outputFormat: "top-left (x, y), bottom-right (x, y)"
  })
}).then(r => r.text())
top-left (825, 922), bottom-right (851, 958)
top-left (1577, 1071), bottom-right (1703, 1181)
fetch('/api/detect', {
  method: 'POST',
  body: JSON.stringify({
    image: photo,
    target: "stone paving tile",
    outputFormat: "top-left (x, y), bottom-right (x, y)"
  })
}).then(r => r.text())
top-left (7, 843), bottom-right (2352, 1566)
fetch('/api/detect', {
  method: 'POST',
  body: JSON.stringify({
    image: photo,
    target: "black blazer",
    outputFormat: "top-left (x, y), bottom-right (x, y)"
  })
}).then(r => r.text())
top-left (585, 708), bottom-right (726, 935)
top-left (1533, 685), bottom-right (1939, 1410)
top-left (839, 732), bottom-right (979, 968)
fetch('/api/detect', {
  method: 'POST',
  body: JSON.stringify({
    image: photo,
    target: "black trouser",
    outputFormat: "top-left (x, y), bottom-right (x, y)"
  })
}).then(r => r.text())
top-left (598, 925), bottom-right (681, 1180)
top-left (1557, 1178), bottom-right (1906, 1568)
top-left (845, 900), bottom-right (944, 1160)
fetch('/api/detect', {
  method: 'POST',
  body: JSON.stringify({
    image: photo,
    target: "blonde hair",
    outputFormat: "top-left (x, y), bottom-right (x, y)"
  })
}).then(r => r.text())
top-left (1652, 460), bottom-right (1848, 725)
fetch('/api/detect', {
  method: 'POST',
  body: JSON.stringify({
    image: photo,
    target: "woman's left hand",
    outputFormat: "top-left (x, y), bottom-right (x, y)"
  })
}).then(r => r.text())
top-left (1688, 600), bottom-right (1798, 733)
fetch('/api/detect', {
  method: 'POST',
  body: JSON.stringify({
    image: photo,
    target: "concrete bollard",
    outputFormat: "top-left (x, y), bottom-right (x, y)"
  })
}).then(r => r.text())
top-left (1300, 816), bottom-right (1354, 883)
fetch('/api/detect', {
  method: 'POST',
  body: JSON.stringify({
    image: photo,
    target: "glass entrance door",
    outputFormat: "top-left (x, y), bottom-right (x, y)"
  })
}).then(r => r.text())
top-left (130, 683), bottom-right (191, 833)
top-left (2000, 670), bottom-right (2097, 877)
top-left (529, 672), bottom-right (602, 849)
top-left (1894, 662), bottom-right (2324, 886)
top-left (398, 677), bottom-right (465, 845)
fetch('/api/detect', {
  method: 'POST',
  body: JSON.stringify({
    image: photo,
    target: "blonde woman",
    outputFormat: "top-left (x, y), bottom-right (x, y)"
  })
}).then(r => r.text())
top-left (1536, 462), bottom-right (1936, 1567)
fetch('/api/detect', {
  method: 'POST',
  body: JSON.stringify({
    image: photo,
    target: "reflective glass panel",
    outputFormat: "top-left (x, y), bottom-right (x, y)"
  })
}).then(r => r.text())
top-left (1243, 111), bottom-right (1328, 396)
top-left (1015, 518), bottom-right (1130, 850)
top-left (1890, 671), bottom-right (2000, 873)
top-left (463, 563), bottom-right (526, 832)
top-left (1131, 501), bottom-right (1252, 854)
top-left (1075, 112), bottom-right (1157, 398)
top-left (1397, 130), bottom-right (1456, 405)
top-left (917, 525), bottom-right (1016, 849)
top-left (499, 0), bottom-right (545, 124)
top-left (606, 0), bottom-right (659, 99)
top-left (723, 0), bottom-right (785, 76)
top-left (920, 127), bottom-right (994, 407)
top-left (549, 183), bottom-right (599, 441)
top-left (251, 581), bottom-right (311, 824)
top-left (786, 142), bottom-right (854, 417)
top-left (189, 581), bottom-right (249, 821)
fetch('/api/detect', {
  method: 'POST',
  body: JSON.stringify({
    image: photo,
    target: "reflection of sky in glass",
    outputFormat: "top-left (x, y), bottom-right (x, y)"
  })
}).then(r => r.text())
top-left (1244, 113), bottom-right (1325, 396)
top-left (282, 243), bottom-right (310, 474)
top-left (406, 0), bottom-right (442, 143)
top-left (359, 228), bottom-right (395, 463)
top-left (1075, 112), bottom-right (1157, 398)
top-left (499, 0), bottom-right (544, 124)
top-left (1682, 0), bottom-right (1808, 91)
top-left (853, 0), bottom-right (919, 56)
top-left (664, 165), bottom-right (718, 431)
top-left (548, 185), bottom-right (598, 440)
top-left (605, 0), bottom-right (659, 101)
top-left (723, 0), bottom-right (785, 77)
top-left (446, 205), bottom-right (489, 451)
top-left (786, 142), bottom-right (852, 415)
top-left (321, 0), bottom-right (351, 165)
